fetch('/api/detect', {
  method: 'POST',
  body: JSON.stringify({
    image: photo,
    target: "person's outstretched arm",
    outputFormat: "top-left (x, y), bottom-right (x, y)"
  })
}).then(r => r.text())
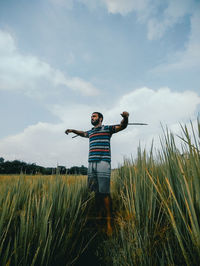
top-left (114, 111), bottom-right (129, 133)
top-left (65, 129), bottom-right (87, 137)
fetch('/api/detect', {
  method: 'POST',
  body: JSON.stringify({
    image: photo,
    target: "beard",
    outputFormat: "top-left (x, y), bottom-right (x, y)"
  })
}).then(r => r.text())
top-left (91, 118), bottom-right (100, 126)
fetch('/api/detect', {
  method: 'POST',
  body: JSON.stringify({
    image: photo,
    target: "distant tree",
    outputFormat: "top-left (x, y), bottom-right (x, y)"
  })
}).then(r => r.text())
top-left (57, 166), bottom-right (67, 175)
top-left (67, 165), bottom-right (87, 175)
top-left (0, 158), bottom-right (87, 175)
top-left (68, 166), bottom-right (79, 175)
top-left (80, 165), bottom-right (87, 175)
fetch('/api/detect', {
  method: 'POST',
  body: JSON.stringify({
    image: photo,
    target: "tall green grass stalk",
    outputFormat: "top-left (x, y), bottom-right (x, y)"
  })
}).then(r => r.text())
top-left (0, 175), bottom-right (92, 266)
top-left (109, 119), bottom-right (200, 265)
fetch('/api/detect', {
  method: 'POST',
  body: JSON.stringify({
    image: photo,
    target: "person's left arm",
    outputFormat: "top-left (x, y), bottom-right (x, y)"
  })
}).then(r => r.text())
top-left (114, 111), bottom-right (129, 133)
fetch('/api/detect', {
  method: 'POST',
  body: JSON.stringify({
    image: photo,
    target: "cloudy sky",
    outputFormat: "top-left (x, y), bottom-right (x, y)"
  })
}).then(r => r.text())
top-left (0, 0), bottom-right (200, 168)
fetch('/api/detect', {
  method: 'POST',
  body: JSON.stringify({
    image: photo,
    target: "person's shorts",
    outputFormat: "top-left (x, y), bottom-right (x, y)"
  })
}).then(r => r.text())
top-left (88, 161), bottom-right (111, 193)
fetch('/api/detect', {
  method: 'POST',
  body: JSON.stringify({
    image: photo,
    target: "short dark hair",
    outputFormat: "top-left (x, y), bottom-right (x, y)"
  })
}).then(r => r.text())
top-left (93, 112), bottom-right (103, 121)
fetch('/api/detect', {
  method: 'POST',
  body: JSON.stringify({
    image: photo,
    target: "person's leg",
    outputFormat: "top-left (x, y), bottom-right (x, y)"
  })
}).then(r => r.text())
top-left (88, 162), bottom-right (98, 193)
top-left (103, 193), bottom-right (113, 235)
top-left (88, 162), bottom-right (100, 221)
top-left (97, 161), bottom-right (111, 194)
top-left (96, 161), bottom-right (113, 235)
top-left (94, 192), bottom-right (104, 218)
top-left (103, 193), bottom-right (113, 217)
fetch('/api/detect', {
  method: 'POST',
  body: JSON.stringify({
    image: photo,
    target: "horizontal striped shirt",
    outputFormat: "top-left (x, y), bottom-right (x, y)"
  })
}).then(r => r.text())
top-left (85, 125), bottom-right (116, 162)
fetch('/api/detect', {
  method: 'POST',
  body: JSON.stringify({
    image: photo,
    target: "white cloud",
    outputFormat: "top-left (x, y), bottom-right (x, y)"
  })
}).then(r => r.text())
top-left (101, 0), bottom-right (196, 42)
top-left (108, 87), bottom-right (200, 165)
top-left (48, 0), bottom-right (197, 42)
top-left (105, 87), bottom-right (199, 124)
top-left (0, 29), bottom-right (99, 98)
top-left (64, 77), bottom-right (99, 95)
top-left (147, 0), bottom-right (194, 40)
top-left (0, 30), bottom-right (16, 55)
top-left (150, 8), bottom-right (200, 72)
top-left (101, 0), bottom-right (149, 15)
top-left (103, 0), bottom-right (196, 41)
top-left (0, 122), bottom-right (89, 167)
top-left (0, 103), bottom-right (93, 167)
top-left (0, 87), bottom-right (199, 168)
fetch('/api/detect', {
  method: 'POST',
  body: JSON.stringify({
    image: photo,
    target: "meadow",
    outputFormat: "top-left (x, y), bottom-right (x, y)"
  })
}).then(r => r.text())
top-left (0, 120), bottom-right (200, 265)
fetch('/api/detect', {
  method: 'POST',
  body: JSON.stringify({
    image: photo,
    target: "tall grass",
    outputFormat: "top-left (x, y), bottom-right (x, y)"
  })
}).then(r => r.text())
top-left (1, 120), bottom-right (200, 265)
top-left (109, 120), bottom-right (200, 265)
top-left (0, 175), bottom-right (92, 265)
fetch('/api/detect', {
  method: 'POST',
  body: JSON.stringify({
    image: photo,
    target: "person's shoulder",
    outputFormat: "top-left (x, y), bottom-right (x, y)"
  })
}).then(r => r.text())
top-left (102, 125), bottom-right (111, 130)
top-left (85, 128), bottom-right (93, 136)
top-left (104, 125), bottom-right (115, 128)
top-left (87, 128), bottom-right (93, 133)
top-left (103, 125), bottom-right (109, 129)
top-left (103, 125), bottom-right (116, 133)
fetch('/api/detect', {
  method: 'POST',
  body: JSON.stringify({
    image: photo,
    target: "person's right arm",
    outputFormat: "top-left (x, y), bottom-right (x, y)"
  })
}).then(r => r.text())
top-left (65, 129), bottom-right (87, 137)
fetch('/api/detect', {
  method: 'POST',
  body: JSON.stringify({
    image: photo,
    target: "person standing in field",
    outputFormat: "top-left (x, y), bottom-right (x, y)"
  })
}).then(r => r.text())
top-left (65, 111), bottom-right (129, 234)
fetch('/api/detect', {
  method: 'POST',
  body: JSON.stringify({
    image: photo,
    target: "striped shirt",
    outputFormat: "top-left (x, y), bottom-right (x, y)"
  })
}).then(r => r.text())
top-left (85, 125), bottom-right (116, 162)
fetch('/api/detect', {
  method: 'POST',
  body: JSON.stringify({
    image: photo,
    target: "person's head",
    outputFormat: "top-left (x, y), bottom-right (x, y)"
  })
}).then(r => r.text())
top-left (91, 112), bottom-right (103, 126)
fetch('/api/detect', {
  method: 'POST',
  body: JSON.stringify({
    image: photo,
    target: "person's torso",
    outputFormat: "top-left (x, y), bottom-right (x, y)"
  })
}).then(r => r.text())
top-left (87, 125), bottom-right (115, 162)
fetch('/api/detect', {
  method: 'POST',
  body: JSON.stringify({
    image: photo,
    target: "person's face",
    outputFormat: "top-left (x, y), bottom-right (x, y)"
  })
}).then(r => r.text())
top-left (91, 113), bottom-right (100, 126)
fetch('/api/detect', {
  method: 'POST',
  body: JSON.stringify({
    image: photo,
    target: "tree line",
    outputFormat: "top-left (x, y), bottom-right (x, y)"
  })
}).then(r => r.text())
top-left (0, 157), bottom-right (88, 175)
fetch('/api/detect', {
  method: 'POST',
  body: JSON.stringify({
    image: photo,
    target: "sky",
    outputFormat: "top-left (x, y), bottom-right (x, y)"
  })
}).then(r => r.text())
top-left (0, 0), bottom-right (200, 168)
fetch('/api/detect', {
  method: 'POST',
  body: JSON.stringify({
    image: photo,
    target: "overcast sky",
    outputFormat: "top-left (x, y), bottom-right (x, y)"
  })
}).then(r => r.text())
top-left (0, 0), bottom-right (200, 168)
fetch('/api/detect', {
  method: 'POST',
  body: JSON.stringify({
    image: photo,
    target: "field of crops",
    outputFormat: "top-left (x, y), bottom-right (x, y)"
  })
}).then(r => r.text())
top-left (0, 121), bottom-right (200, 265)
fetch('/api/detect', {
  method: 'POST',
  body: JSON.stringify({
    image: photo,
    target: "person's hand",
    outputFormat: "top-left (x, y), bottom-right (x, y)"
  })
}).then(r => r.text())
top-left (65, 129), bottom-right (73, 135)
top-left (121, 111), bottom-right (129, 118)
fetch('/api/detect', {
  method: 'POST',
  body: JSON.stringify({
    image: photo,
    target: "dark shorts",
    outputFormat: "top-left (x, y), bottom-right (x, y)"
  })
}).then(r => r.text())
top-left (88, 161), bottom-right (111, 193)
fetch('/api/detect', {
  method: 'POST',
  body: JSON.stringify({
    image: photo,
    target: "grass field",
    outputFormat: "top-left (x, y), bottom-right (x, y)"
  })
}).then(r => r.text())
top-left (0, 120), bottom-right (200, 265)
